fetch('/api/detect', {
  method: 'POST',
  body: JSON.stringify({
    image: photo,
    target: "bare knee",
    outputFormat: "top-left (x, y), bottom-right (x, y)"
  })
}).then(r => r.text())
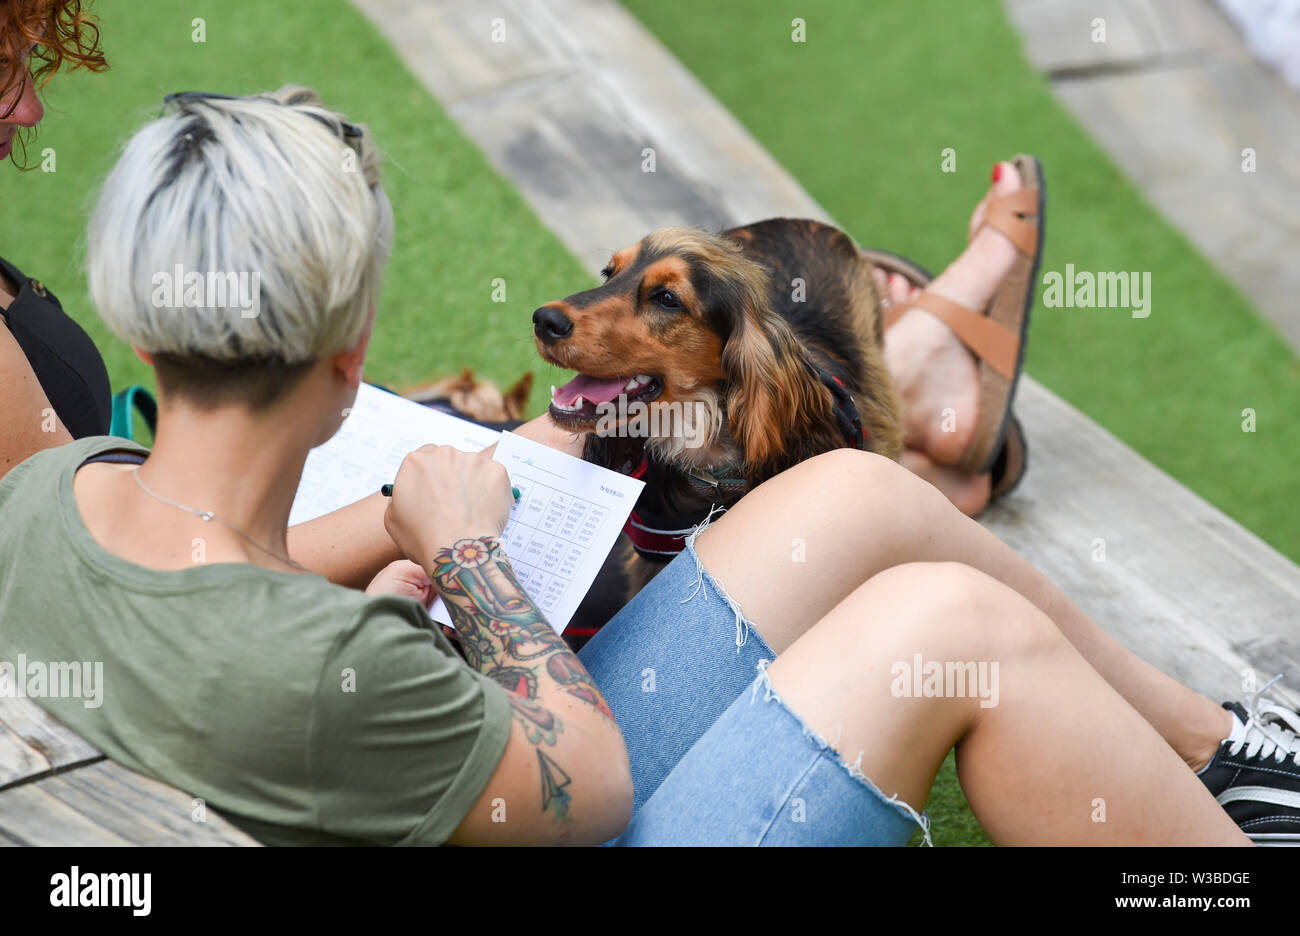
top-left (803, 447), bottom-right (907, 488)
top-left (773, 561), bottom-right (1056, 752)
top-left (842, 561), bottom-right (1062, 659)
top-left (776, 447), bottom-right (943, 515)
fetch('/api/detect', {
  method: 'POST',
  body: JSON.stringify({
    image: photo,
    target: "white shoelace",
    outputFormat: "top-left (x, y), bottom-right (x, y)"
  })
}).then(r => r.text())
top-left (1231, 675), bottom-right (1300, 767)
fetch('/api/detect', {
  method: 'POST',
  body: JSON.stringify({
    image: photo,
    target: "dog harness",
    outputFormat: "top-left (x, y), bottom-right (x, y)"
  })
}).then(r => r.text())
top-left (622, 363), bottom-right (867, 558)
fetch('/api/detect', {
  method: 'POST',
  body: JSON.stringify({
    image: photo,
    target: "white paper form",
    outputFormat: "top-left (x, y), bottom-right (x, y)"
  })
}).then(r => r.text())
top-left (289, 384), bottom-right (644, 633)
top-left (433, 431), bottom-right (644, 633)
top-left (288, 383), bottom-right (501, 527)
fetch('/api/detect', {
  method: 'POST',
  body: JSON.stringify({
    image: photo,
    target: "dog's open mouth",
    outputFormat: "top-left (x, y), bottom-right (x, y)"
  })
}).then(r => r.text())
top-left (548, 373), bottom-right (663, 424)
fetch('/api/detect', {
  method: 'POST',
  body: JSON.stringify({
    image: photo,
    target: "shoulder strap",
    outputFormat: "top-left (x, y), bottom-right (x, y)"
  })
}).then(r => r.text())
top-left (80, 451), bottom-right (147, 467)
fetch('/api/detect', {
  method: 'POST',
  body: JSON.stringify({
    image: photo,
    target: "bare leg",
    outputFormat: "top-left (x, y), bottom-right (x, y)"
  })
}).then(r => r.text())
top-left (767, 561), bottom-right (1248, 844)
top-left (875, 159), bottom-right (1030, 515)
top-left (693, 448), bottom-right (1232, 771)
top-left (899, 446), bottom-right (989, 517)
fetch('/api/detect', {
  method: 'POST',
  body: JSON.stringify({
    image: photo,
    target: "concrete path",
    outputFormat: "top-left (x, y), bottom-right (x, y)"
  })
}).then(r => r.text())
top-left (349, 0), bottom-right (1300, 707)
top-left (1004, 0), bottom-right (1300, 353)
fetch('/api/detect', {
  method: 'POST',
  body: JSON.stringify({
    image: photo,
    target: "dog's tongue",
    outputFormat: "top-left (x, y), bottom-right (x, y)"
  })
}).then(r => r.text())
top-left (553, 373), bottom-right (627, 406)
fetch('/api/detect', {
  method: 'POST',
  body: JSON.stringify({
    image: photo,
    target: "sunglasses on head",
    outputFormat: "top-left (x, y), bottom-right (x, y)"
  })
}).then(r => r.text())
top-left (160, 91), bottom-right (364, 142)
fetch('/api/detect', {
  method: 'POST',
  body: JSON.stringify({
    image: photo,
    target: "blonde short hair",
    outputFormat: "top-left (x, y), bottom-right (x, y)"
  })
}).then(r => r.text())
top-left (87, 86), bottom-right (394, 403)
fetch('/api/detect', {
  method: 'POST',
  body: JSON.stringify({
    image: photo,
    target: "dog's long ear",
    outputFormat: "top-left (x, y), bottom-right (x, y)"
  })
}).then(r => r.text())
top-left (719, 268), bottom-right (844, 482)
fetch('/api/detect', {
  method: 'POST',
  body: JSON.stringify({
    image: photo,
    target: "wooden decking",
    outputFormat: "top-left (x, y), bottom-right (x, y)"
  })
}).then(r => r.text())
top-left (0, 697), bottom-right (256, 846)
top-left (350, 0), bottom-right (1300, 707)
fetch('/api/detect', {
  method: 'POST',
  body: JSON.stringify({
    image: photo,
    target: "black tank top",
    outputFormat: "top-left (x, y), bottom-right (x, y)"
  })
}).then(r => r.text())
top-left (0, 255), bottom-right (111, 439)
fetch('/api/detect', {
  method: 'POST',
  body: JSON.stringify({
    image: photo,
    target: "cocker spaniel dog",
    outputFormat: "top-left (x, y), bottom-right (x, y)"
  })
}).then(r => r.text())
top-left (533, 218), bottom-right (903, 614)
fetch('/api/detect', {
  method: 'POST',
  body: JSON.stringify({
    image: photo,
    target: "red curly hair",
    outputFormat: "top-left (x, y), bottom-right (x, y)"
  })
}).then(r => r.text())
top-left (1, 0), bottom-right (107, 163)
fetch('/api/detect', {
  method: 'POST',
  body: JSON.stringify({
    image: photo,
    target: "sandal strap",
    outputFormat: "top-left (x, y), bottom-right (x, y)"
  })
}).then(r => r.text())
top-left (982, 187), bottom-right (1040, 256)
top-left (907, 292), bottom-right (1021, 381)
top-left (883, 301), bottom-right (906, 330)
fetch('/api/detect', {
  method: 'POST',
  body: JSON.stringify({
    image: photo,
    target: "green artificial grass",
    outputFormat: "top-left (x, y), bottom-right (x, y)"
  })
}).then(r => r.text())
top-left (912, 752), bottom-right (990, 847)
top-left (622, 0), bottom-right (1300, 845)
top-left (0, 0), bottom-right (585, 412)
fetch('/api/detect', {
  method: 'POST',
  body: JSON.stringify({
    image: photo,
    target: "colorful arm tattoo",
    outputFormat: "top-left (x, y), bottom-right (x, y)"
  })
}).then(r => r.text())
top-left (432, 536), bottom-right (615, 822)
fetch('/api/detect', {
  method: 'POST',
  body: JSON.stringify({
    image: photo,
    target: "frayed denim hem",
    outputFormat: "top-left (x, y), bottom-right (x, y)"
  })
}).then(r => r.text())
top-left (681, 506), bottom-right (755, 652)
top-left (753, 658), bottom-right (934, 846)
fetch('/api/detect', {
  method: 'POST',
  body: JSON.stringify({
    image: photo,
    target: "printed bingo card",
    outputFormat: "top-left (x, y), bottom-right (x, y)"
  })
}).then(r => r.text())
top-left (428, 431), bottom-right (643, 633)
top-left (291, 385), bottom-right (643, 633)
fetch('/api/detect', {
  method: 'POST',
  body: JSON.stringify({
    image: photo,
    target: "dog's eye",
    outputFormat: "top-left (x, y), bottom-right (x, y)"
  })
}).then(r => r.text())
top-left (599, 265), bottom-right (614, 281)
top-left (652, 288), bottom-right (681, 310)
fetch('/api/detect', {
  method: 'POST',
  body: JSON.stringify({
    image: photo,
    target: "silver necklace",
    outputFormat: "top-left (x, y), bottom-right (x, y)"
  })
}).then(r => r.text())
top-left (132, 468), bottom-right (313, 574)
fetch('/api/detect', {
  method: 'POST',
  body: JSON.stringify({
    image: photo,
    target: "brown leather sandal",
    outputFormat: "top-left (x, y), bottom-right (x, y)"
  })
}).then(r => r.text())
top-left (879, 154), bottom-right (1044, 477)
top-left (989, 413), bottom-right (1027, 500)
top-left (864, 250), bottom-right (1030, 499)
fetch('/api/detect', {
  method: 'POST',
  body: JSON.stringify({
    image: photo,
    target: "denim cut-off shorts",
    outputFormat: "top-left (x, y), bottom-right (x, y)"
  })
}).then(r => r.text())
top-left (578, 532), bottom-right (931, 846)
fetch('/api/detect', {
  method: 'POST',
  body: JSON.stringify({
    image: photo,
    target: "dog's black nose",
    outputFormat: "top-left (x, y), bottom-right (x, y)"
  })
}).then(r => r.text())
top-left (533, 305), bottom-right (574, 342)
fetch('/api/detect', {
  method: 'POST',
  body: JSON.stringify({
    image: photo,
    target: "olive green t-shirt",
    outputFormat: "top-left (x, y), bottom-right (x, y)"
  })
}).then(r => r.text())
top-left (0, 436), bottom-right (511, 845)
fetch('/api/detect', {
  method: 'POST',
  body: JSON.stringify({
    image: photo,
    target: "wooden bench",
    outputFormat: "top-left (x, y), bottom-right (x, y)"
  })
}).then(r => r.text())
top-left (0, 697), bottom-right (257, 846)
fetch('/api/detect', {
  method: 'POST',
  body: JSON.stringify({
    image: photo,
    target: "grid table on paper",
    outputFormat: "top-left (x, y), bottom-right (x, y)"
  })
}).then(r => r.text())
top-left (502, 477), bottom-right (610, 614)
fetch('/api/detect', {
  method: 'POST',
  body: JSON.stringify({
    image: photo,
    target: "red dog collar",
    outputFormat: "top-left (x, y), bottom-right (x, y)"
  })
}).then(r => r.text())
top-left (623, 509), bottom-right (701, 557)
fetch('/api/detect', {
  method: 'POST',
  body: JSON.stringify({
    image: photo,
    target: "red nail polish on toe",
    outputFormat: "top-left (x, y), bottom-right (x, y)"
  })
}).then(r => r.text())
top-left (991, 163), bottom-right (1003, 183)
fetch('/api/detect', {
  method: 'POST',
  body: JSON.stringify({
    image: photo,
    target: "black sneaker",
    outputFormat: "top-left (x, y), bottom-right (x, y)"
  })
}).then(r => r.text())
top-left (1199, 690), bottom-right (1300, 846)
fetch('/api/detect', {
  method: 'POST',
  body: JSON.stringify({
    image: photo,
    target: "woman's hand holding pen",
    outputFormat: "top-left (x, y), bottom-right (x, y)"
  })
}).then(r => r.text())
top-left (382, 445), bottom-right (513, 569)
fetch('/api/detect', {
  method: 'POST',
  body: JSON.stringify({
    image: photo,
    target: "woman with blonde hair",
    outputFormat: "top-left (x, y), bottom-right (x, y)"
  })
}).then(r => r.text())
top-left (0, 1), bottom-right (438, 588)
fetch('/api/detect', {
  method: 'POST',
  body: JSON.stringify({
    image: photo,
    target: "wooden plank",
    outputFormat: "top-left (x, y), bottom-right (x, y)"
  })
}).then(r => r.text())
top-left (0, 782), bottom-right (134, 846)
top-left (358, 0), bottom-right (569, 105)
top-left (0, 721), bottom-right (51, 788)
top-left (349, 0), bottom-right (1300, 707)
top-left (986, 387), bottom-right (1300, 705)
top-left (351, 0), bottom-right (834, 276)
top-left (0, 762), bottom-right (259, 846)
top-left (0, 698), bottom-right (256, 845)
top-left (0, 697), bottom-right (102, 788)
top-left (1006, 0), bottom-right (1240, 72)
